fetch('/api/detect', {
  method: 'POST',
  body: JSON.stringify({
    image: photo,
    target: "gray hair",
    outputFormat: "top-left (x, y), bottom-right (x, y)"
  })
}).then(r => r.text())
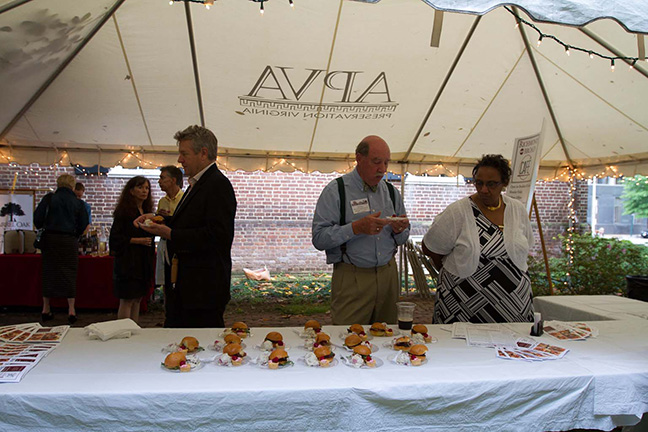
top-left (355, 140), bottom-right (370, 157)
top-left (173, 125), bottom-right (218, 160)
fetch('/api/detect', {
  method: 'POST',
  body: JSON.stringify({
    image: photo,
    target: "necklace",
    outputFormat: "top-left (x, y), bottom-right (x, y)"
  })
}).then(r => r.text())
top-left (485, 196), bottom-right (502, 211)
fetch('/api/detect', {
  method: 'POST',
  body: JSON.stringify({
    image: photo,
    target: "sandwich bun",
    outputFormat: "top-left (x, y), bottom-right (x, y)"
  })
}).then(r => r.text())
top-left (151, 215), bottom-right (165, 224)
top-left (314, 346), bottom-right (332, 359)
top-left (224, 334), bottom-right (241, 345)
top-left (344, 334), bottom-right (362, 348)
top-left (394, 336), bottom-right (411, 351)
top-left (164, 351), bottom-right (186, 369)
top-left (231, 322), bottom-right (249, 338)
top-left (412, 324), bottom-right (428, 334)
top-left (353, 345), bottom-right (372, 357)
top-left (269, 348), bottom-right (289, 365)
top-left (315, 332), bottom-right (330, 345)
top-left (409, 344), bottom-right (428, 357)
top-left (180, 336), bottom-right (199, 351)
top-left (371, 322), bottom-right (386, 331)
top-left (264, 331), bottom-right (283, 342)
top-left (349, 324), bottom-right (364, 334)
top-left (223, 343), bottom-right (242, 357)
top-left (304, 320), bottom-right (321, 331)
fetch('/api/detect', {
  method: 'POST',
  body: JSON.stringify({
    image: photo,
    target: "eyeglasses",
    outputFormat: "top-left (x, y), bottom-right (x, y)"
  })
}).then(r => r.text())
top-left (469, 180), bottom-right (502, 189)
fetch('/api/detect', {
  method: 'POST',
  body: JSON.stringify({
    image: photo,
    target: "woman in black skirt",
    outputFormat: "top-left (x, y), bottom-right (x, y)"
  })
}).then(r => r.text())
top-left (34, 174), bottom-right (89, 324)
top-left (109, 176), bottom-right (155, 323)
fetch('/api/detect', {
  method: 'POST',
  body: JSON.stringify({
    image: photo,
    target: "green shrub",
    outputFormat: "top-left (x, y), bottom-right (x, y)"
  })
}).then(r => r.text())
top-left (529, 234), bottom-right (648, 296)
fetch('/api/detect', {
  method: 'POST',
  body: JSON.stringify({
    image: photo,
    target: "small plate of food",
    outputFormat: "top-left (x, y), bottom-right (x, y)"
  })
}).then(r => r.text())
top-left (410, 324), bottom-right (437, 344)
top-left (303, 332), bottom-right (335, 351)
top-left (294, 320), bottom-right (322, 339)
top-left (255, 348), bottom-right (294, 370)
top-left (208, 333), bottom-right (247, 351)
top-left (255, 331), bottom-right (290, 351)
top-left (341, 334), bottom-right (379, 353)
top-left (338, 323), bottom-right (372, 341)
top-left (389, 344), bottom-right (429, 366)
top-left (369, 322), bottom-right (398, 337)
top-left (160, 352), bottom-right (203, 373)
top-left (221, 322), bottom-right (252, 339)
top-left (384, 335), bottom-right (413, 351)
top-left (162, 336), bottom-right (204, 354)
top-left (341, 346), bottom-right (383, 369)
top-left (301, 346), bottom-right (337, 368)
top-left (215, 343), bottom-right (248, 367)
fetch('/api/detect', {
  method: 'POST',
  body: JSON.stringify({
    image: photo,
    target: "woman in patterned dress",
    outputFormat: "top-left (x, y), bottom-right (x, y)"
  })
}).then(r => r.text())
top-left (422, 155), bottom-right (535, 324)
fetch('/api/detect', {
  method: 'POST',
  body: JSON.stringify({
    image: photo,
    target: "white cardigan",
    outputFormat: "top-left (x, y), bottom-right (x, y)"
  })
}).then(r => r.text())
top-left (423, 195), bottom-right (534, 279)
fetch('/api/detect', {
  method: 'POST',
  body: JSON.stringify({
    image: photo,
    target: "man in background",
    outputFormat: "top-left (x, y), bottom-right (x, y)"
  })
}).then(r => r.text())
top-left (74, 182), bottom-right (91, 233)
top-left (155, 166), bottom-right (184, 287)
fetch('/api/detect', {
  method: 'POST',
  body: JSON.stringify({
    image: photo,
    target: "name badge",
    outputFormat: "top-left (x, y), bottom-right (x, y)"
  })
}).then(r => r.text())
top-left (350, 198), bottom-right (370, 215)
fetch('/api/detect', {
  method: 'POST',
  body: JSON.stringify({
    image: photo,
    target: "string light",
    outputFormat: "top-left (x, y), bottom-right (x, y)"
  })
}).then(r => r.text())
top-left (506, 6), bottom-right (640, 71)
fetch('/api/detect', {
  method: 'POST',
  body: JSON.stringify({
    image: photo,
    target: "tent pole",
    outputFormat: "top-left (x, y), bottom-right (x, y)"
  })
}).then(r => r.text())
top-left (531, 193), bottom-right (554, 295)
top-left (400, 163), bottom-right (407, 296)
top-left (512, 7), bottom-right (574, 170)
top-left (183, 1), bottom-right (205, 127)
top-left (0, 0), bottom-right (128, 142)
top-left (579, 28), bottom-right (648, 81)
top-left (402, 16), bottom-right (482, 162)
top-left (0, 0), bottom-right (32, 15)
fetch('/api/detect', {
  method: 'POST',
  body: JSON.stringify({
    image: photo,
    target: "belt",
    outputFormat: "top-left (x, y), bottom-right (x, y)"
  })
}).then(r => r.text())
top-left (334, 257), bottom-right (394, 273)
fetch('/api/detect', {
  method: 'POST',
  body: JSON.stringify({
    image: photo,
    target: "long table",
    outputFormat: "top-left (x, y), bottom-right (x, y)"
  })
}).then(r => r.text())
top-left (1, 322), bottom-right (647, 431)
top-left (534, 295), bottom-right (648, 322)
top-left (0, 254), bottom-right (151, 310)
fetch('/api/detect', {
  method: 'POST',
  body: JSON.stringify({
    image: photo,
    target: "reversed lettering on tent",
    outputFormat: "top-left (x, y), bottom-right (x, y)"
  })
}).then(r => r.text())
top-left (238, 66), bottom-right (398, 120)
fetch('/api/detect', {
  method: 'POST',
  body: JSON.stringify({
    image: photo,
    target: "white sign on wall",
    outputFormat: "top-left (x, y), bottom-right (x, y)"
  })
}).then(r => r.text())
top-left (0, 191), bottom-right (35, 254)
top-left (507, 123), bottom-right (545, 213)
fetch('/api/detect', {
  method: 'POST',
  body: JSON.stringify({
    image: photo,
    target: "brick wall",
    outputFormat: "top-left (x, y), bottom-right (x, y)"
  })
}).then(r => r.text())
top-left (1, 163), bottom-right (584, 272)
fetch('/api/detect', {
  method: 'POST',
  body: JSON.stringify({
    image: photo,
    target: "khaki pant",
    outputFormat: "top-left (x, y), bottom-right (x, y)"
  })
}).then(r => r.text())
top-left (331, 257), bottom-right (398, 325)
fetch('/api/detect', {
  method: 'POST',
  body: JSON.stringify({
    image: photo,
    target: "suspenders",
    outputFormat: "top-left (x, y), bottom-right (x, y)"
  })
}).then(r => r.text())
top-left (336, 177), bottom-right (396, 261)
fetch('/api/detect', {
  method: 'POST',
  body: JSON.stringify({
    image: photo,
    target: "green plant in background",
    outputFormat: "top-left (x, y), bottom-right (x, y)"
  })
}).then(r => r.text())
top-left (529, 234), bottom-right (648, 296)
top-left (621, 175), bottom-right (648, 218)
top-left (230, 273), bottom-right (332, 304)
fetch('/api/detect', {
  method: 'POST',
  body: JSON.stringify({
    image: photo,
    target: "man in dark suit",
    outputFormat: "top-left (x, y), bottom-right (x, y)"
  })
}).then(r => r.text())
top-left (137, 125), bottom-right (237, 327)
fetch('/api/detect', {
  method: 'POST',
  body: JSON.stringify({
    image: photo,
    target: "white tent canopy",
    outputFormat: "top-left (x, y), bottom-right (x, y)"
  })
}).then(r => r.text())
top-left (1, 0), bottom-right (647, 179)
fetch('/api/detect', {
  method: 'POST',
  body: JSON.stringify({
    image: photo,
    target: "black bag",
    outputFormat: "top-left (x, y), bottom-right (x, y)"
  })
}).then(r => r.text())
top-left (34, 193), bottom-right (53, 250)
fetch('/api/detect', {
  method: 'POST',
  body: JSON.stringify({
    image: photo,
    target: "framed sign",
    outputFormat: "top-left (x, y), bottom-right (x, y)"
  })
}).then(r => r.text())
top-left (0, 190), bottom-right (36, 254)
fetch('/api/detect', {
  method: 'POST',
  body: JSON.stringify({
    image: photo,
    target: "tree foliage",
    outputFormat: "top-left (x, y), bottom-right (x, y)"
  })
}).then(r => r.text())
top-left (0, 202), bottom-right (25, 222)
top-left (621, 175), bottom-right (648, 218)
top-left (529, 234), bottom-right (648, 296)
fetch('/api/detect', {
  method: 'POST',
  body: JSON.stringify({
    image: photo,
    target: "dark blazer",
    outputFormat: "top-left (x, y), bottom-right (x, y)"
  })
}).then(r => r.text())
top-left (166, 163), bottom-right (237, 314)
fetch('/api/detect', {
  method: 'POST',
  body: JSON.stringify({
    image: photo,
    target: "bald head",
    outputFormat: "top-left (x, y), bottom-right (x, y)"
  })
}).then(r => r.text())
top-left (355, 135), bottom-right (390, 186)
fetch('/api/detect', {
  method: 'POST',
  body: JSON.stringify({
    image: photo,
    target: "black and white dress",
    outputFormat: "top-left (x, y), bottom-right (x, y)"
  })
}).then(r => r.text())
top-left (433, 200), bottom-right (534, 324)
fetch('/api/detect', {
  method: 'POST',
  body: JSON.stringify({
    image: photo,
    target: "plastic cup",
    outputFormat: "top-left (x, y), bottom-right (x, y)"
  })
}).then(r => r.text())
top-left (396, 301), bottom-right (416, 330)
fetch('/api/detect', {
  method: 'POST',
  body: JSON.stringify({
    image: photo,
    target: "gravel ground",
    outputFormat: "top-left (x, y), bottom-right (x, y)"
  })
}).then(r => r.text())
top-left (0, 296), bottom-right (435, 329)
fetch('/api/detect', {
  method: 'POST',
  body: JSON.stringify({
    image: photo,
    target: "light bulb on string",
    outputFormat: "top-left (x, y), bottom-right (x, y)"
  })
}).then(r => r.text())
top-left (289, 0), bottom-right (294, 7)
top-left (536, 35), bottom-right (543, 47)
top-left (610, 59), bottom-right (615, 72)
top-left (565, 46), bottom-right (570, 56)
top-left (589, 52), bottom-right (594, 59)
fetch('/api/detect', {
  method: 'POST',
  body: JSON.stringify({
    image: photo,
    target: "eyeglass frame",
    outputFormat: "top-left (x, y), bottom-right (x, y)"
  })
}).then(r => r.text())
top-left (468, 179), bottom-right (503, 189)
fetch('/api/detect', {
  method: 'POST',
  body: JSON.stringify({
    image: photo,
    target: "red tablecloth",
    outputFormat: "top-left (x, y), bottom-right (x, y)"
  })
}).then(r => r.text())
top-left (0, 254), bottom-right (152, 310)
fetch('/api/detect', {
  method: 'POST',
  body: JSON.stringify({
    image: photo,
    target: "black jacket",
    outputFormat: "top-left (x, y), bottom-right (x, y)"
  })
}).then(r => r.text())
top-left (34, 187), bottom-right (88, 237)
top-left (166, 164), bottom-right (237, 310)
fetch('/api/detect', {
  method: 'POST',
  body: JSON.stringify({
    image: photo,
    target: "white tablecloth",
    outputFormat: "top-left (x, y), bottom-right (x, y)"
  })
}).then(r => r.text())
top-left (534, 295), bottom-right (648, 322)
top-left (1, 322), bottom-right (647, 432)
